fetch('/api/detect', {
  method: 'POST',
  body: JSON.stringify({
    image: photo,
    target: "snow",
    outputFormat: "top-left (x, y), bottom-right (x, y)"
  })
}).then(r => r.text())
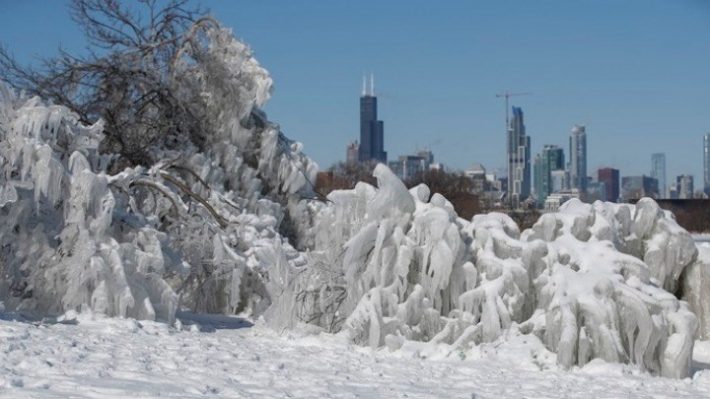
top-left (1, 313), bottom-right (709, 399)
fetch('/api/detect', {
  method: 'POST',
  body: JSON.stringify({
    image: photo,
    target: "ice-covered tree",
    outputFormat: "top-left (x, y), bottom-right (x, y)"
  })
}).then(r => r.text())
top-left (0, 1), bottom-right (317, 322)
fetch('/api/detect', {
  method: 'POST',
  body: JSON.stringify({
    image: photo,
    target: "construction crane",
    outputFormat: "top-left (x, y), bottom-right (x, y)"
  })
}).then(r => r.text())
top-left (495, 91), bottom-right (532, 128)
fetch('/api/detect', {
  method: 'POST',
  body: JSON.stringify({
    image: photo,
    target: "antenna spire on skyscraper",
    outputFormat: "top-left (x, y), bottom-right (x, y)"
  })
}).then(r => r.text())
top-left (362, 75), bottom-right (367, 96)
top-left (370, 73), bottom-right (375, 96)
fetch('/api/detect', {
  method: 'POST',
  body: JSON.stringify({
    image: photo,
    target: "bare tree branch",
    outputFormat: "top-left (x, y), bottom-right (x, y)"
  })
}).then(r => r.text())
top-left (0, 0), bottom-right (206, 169)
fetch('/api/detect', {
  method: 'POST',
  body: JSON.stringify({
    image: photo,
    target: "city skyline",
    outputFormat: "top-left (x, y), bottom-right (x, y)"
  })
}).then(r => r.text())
top-left (1, 1), bottom-right (708, 181)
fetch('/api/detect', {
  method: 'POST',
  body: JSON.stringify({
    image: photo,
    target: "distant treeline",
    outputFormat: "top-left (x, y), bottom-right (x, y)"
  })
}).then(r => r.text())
top-left (641, 199), bottom-right (710, 233)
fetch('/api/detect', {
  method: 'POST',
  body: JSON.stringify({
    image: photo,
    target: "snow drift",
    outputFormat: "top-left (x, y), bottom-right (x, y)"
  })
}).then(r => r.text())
top-left (0, 21), bottom-right (707, 379)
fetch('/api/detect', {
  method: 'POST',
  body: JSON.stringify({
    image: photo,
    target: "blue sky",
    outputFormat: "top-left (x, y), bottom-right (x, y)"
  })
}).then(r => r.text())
top-left (1, 0), bottom-right (709, 184)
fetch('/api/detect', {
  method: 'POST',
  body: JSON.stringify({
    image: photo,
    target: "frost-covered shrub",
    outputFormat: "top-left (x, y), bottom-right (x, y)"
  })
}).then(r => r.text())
top-left (274, 164), bottom-right (701, 378)
top-left (0, 90), bottom-right (178, 321)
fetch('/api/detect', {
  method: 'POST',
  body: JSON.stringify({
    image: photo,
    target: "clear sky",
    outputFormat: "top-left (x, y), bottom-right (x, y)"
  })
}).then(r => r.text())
top-left (1, 0), bottom-right (709, 184)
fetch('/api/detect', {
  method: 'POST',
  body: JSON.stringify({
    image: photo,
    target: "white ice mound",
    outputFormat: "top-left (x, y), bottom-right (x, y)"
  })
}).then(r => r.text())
top-left (525, 199), bottom-right (697, 378)
top-left (276, 168), bottom-right (700, 378)
top-left (682, 243), bottom-right (710, 340)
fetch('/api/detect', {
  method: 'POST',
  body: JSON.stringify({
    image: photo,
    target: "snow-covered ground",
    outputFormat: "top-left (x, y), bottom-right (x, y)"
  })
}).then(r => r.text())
top-left (2, 313), bottom-right (710, 399)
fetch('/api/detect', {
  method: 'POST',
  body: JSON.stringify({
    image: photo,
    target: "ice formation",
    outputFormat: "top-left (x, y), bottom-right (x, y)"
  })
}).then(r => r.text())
top-left (0, 23), bottom-right (315, 324)
top-left (278, 167), bottom-right (702, 378)
top-left (1, 20), bottom-right (708, 379)
top-left (682, 243), bottom-right (710, 340)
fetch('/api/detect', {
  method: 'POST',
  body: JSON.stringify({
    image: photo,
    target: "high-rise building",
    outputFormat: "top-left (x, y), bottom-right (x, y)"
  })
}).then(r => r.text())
top-left (533, 154), bottom-right (544, 204)
top-left (569, 125), bottom-right (587, 194)
top-left (346, 141), bottom-right (359, 165)
top-left (507, 106), bottom-right (531, 207)
top-left (651, 153), bottom-right (666, 198)
top-left (388, 152), bottom-right (433, 181)
top-left (551, 170), bottom-right (569, 193)
top-left (621, 175), bottom-right (658, 201)
top-left (704, 133), bottom-right (710, 195)
top-left (587, 181), bottom-right (607, 203)
top-left (597, 168), bottom-right (620, 202)
top-left (417, 150), bottom-right (434, 165)
top-left (358, 75), bottom-right (386, 164)
top-left (464, 163), bottom-right (488, 193)
top-left (677, 174), bottom-right (694, 199)
top-left (533, 145), bottom-right (564, 206)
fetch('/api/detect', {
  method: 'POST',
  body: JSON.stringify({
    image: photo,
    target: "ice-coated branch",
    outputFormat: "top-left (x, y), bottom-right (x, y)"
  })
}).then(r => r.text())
top-left (158, 171), bottom-right (228, 228)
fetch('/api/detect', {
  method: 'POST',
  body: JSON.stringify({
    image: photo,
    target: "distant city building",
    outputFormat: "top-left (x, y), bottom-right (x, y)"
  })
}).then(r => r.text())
top-left (498, 177), bottom-right (508, 196)
top-left (569, 125), bottom-right (587, 194)
top-left (429, 162), bottom-right (445, 172)
top-left (533, 145), bottom-right (565, 207)
top-left (417, 150), bottom-right (434, 165)
top-left (676, 174), bottom-right (694, 199)
top-left (465, 163), bottom-right (489, 193)
top-left (705, 133), bottom-right (710, 195)
top-left (507, 106), bottom-right (531, 207)
top-left (533, 154), bottom-right (544, 204)
top-left (465, 163), bottom-right (486, 179)
top-left (621, 175), bottom-right (659, 201)
top-left (358, 75), bottom-right (386, 163)
top-left (346, 141), bottom-right (359, 165)
top-left (651, 153), bottom-right (666, 198)
top-left (388, 152), bottom-right (433, 181)
top-left (544, 190), bottom-right (581, 212)
top-left (551, 170), bottom-right (569, 193)
top-left (597, 168), bottom-right (620, 202)
top-left (586, 181), bottom-right (607, 203)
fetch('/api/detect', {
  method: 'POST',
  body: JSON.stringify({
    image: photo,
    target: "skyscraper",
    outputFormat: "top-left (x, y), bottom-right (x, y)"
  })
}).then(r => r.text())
top-left (346, 141), bottom-right (359, 165)
top-left (358, 75), bottom-right (386, 164)
top-left (705, 133), bottom-right (710, 195)
top-left (621, 176), bottom-right (658, 201)
top-left (533, 154), bottom-right (544, 204)
top-left (551, 170), bottom-right (569, 193)
top-left (533, 145), bottom-right (564, 206)
top-left (569, 125), bottom-right (587, 194)
top-left (677, 175), bottom-right (694, 199)
top-left (651, 153), bottom-right (666, 198)
top-left (507, 106), bottom-right (531, 207)
top-left (598, 167), bottom-right (620, 202)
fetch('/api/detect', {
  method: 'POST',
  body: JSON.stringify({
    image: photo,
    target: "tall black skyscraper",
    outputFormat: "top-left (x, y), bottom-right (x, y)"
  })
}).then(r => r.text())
top-left (359, 75), bottom-right (387, 163)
